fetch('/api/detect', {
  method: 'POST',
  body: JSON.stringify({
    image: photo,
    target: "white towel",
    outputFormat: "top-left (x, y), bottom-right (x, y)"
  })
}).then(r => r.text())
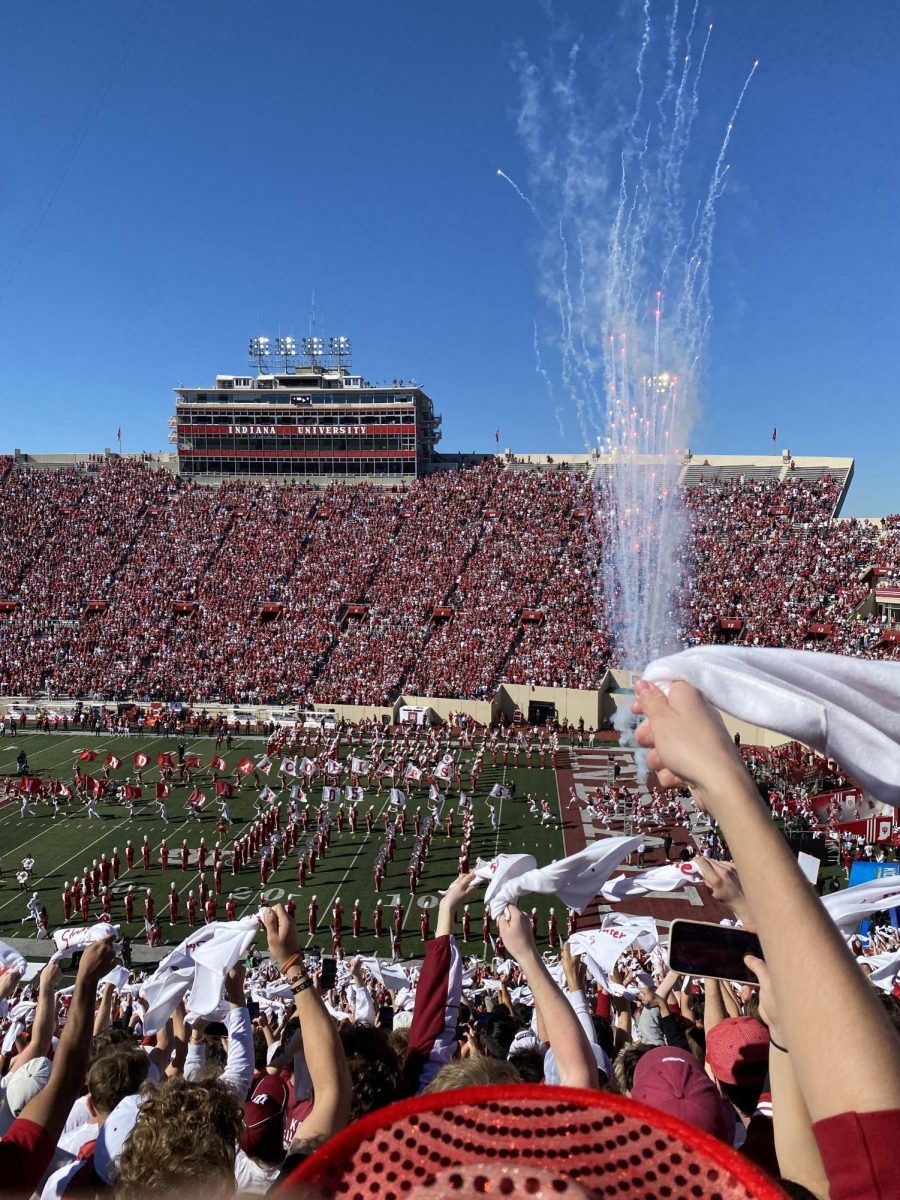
top-left (52, 922), bottom-right (119, 957)
top-left (0, 941), bottom-right (26, 980)
top-left (474, 836), bottom-right (641, 918)
top-left (643, 646), bottom-right (900, 805)
top-left (820, 877), bottom-right (900, 935)
top-left (601, 860), bottom-right (705, 901)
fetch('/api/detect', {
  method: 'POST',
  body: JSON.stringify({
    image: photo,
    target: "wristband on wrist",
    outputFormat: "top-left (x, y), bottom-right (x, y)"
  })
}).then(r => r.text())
top-left (291, 977), bottom-right (313, 996)
top-left (279, 952), bottom-right (301, 976)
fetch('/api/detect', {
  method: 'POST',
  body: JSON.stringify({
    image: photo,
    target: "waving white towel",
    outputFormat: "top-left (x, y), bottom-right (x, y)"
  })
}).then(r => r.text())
top-left (819, 877), bottom-right (900, 935)
top-left (0, 941), bottom-right (26, 981)
top-left (601, 860), bottom-right (706, 901)
top-left (643, 646), bottom-right (900, 806)
top-left (474, 836), bottom-right (640, 918)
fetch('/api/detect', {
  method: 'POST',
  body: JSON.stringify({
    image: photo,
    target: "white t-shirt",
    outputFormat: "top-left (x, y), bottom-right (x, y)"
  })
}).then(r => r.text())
top-left (234, 1149), bottom-right (281, 1195)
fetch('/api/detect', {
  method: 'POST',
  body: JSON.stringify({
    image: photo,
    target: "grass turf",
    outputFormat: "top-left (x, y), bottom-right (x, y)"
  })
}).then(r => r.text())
top-left (0, 731), bottom-right (568, 958)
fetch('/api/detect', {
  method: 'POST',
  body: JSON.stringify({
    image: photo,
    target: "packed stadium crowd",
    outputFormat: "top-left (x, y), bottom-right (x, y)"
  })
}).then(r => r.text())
top-left (0, 684), bottom-right (896, 1198)
top-left (0, 457), bottom-right (897, 706)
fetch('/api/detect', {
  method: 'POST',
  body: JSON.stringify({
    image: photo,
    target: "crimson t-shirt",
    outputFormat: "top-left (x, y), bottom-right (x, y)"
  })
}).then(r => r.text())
top-left (0, 1118), bottom-right (57, 1195)
top-left (813, 1109), bottom-right (900, 1200)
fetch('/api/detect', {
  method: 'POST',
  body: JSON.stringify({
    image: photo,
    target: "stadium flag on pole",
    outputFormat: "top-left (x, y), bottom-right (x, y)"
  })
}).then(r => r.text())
top-left (428, 784), bottom-right (445, 804)
top-left (434, 760), bottom-right (453, 784)
top-left (259, 786), bottom-right (277, 804)
top-left (300, 758), bottom-right (316, 778)
top-left (85, 776), bottom-right (102, 798)
top-left (389, 788), bottom-right (407, 808)
top-left (216, 780), bottom-right (234, 798)
top-left (380, 764), bottom-right (396, 779)
top-left (489, 783), bottom-right (510, 800)
top-left (157, 753), bottom-right (174, 769)
top-left (210, 755), bottom-right (226, 771)
top-left (322, 785), bottom-right (340, 806)
top-left (134, 752), bottom-right (149, 769)
top-left (325, 759), bottom-right (342, 776)
top-left (185, 754), bottom-right (202, 769)
top-left (105, 754), bottom-right (121, 770)
top-left (772, 427), bottom-right (777, 445)
top-left (256, 756), bottom-right (272, 775)
top-left (188, 788), bottom-right (206, 810)
top-left (281, 757), bottom-right (297, 777)
top-left (345, 785), bottom-right (364, 804)
top-left (78, 749), bottom-right (97, 763)
top-left (156, 782), bottom-right (170, 800)
top-left (18, 776), bottom-right (37, 795)
top-left (495, 427), bottom-right (500, 444)
top-left (406, 763), bottom-right (422, 781)
top-left (350, 756), bottom-right (370, 776)
top-left (290, 785), bottom-right (307, 803)
top-left (236, 758), bottom-right (254, 776)
top-left (125, 783), bottom-right (142, 800)
top-left (54, 781), bottom-right (72, 798)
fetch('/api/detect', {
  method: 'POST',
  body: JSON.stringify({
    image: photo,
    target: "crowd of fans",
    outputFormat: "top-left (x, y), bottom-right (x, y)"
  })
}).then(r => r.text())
top-left (0, 459), bottom-right (898, 706)
top-left (0, 687), bottom-right (895, 1198)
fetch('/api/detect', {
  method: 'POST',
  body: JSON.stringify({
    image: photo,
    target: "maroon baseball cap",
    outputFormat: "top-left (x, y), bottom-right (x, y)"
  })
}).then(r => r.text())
top-left (240, 1073), bottom-right (290, 1164)
top-left (631, 1047), bottom-right (735, 1144)
top-left (705, 1017), bottom-right (770, 1086)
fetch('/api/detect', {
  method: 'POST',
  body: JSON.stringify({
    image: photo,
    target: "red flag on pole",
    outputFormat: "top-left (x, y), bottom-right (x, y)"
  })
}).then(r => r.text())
top-left (156, 782), bottom-right (170, 800)
top-left (210, 755), bottom-right (226, 771)
top-left (78, 749), bottom-right (97, 763)
top-left (772, 427), bottom-right (777, 445)
top-left (216, 780), bottom-right (234, 798)
top-left (134, 752), bottom-right (149, 769)
top-left (236, 757), bottom-right (254, 776)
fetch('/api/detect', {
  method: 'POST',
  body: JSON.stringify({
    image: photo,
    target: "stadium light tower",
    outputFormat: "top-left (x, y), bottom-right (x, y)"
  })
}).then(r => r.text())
top-left (329, 335), bottom-right (351, 369)
top-left (275, 336), bottom-right (297, 372)
top-left (249, 336), bottom-right (271, 373)
top-left (301, 335), bottom-right (324, 364)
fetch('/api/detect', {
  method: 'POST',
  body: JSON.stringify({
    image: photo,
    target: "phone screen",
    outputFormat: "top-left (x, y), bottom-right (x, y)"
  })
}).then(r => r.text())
top-left (320, 955), bottom-right (337, 992)
top-left (668, 920), bottom-right (763, 985)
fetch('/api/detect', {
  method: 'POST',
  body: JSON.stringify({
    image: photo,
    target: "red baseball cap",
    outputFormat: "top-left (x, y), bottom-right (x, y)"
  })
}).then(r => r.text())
top-left (631, 1047), bottom-right (735, 1144)
top-left (705, 1017), bottom-right (770, 1086)
top-left (240, 1073), bottom-right (290, 1164)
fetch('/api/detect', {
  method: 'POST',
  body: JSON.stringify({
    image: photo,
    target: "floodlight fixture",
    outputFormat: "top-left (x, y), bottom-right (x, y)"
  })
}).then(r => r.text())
top-left (249, 336), bottom-right (272, 372)
top-left (302, 336), bottom-right (325, 360)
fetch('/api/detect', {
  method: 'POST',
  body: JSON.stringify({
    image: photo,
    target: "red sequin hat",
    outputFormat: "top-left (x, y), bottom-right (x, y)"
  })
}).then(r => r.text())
top-left (275, 1084), bottom-right (785, 1199)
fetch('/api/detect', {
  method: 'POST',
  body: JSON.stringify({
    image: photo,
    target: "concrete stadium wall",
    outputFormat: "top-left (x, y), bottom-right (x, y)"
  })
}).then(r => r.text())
top-left (497, 684), bottom-right (601, 728)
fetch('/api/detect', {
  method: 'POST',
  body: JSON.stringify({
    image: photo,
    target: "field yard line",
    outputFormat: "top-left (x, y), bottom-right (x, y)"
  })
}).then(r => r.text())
top-left (289, 797), bottom-right (393, 945)
top-left (552, 762), bottom-right (566, 858)
top-left (492, 764), bottom-right (507, 860)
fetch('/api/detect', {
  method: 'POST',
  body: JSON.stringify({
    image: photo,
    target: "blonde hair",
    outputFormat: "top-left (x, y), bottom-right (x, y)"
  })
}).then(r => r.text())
top-left (423, 1056), bottom-right (521, 1094)
top-left (115, 1076), bottom-right (241, 1200)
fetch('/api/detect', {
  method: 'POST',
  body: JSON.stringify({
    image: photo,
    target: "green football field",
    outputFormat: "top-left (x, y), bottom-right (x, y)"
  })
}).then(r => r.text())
top-left (0, 731), bottom-right (567, 958)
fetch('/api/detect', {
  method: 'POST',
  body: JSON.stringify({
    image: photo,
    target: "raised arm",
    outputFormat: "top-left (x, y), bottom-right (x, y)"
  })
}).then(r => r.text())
top-left (498, 906), bottom-right (598, 1089)
top-left (633, 679), bottom-right (900, 1122)
top-left (263, 905), bottom-right (351, 1156)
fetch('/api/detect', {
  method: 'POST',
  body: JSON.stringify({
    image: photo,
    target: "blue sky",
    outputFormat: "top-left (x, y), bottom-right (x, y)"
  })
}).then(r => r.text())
top-left (0, 0), bottom-right (897, 515)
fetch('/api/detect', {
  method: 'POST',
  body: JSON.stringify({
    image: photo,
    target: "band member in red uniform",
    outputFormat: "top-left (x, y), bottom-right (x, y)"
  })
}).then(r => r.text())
top-left (365, 807), bottom-right (374, 835)
top-left (181, 839), bottom-right (190, 871)
top-left (373, 899), bottom-right (383, 937)
top-left (393, 900), bottom-right (403, 934)
top-left (197, 838), bottom-right (207, 872)
top-left (225, 893), bottom-right (236, 920)
top-left (567, 908), bottom-right (577, 938)
top-left (530, 908), bottom-right (539, 938)
top-left (285, 894), bottom-right (296, 919)
top-left (482, 910), bottom-right (491, 945)
top-left (462, 904), bottom-right (471, 943)
top-left (111, 848), bottom-right (121, 881)
top-left (213, 862), bottom-right (222, 894)
top-left (332, 898), bottom-right (343, 933)
top-left (125, 840), bottom-right (135, 871)
top-left (352, 899), bottom-right (361, 938)
top-left (419, 901), bottom-right (430, 943)
top-left (168, 884), bottom-right (179, 925)
top-left (199, 874), bottom-right (209, 905)
top-left (124, 885), bottom-right (134, 923)
top-left (79, 891), bottom-right (90, 921)
top-left (548, 907), bottom-right (558, 948)
top-left (260, 856), bottom-right (269, 887)
top-left (187, 890), bottom-right (197, 927)
top-left (62, 882), bottom-right (73, 921)
top-left (99, 855), bottom-right (111, 887)
top-left (160, 840), bottom-right (169, 871)
top-left (308, 895), bottom-right (318, 936)
top-left (297, 859), bottom-right (306, 888)
top-left (141, 837), bottom-right (151, 870)
top-left (144, 889), bottom-right (154, 923)
top-left (205, 895), bottom-right (217, 923)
